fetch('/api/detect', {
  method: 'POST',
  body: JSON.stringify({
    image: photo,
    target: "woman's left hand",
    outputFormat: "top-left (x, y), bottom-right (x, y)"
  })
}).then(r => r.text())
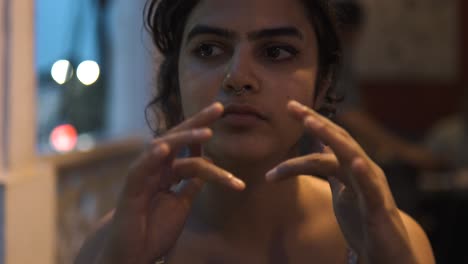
top-left (265, 100), bottom-right (419, 264)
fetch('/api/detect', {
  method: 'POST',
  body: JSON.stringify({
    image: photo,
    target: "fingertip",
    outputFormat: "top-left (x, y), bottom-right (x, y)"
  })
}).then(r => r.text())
top-left (206, 128), bottom-right (214, 137)
top-left (230, 175), bottom-right (246, 190)
top-left (287, 100), bottom-right (305, 110)
top-left (287, 101), bottom-right (316, 123)
top-left (213, 101), bottom-right (224, 110)
top-left (193, 127), bottom-right (213, 137)
top-left (236, 183), bottom-right (246, 191)
top-left (265, 169), bottom-right (278, 182)
top-left (211, 102), bottom-right (224, 114)
top-left (202, 102), bottom-right (224, 118)
top-left (154, 142), bottom-right (170, 157)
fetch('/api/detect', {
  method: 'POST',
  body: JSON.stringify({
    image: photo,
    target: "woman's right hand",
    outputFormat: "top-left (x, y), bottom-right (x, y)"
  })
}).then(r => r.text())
top-left (94, 102), bottom-right (245, 264)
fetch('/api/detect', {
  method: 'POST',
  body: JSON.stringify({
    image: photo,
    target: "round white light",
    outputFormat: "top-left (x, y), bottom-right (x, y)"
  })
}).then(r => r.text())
top-left (77, 60), bottom-right (100, 85)
top-left (76, 133), bottom-right (96, 152)
top-left (51, 60), bottom-right (73, 85)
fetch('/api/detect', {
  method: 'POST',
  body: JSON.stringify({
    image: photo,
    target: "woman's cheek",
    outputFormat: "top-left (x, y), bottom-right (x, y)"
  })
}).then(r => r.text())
top-left (179, 65), bottom-right (224, 117)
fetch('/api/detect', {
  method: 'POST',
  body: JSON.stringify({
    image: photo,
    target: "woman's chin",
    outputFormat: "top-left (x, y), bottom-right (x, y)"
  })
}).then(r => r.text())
top-left (203, 137), bottom-right (272, 164)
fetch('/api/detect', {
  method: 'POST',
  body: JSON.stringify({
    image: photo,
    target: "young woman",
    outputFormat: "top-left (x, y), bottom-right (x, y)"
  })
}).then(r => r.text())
top-left (76, 0), bottom-right (435, 263)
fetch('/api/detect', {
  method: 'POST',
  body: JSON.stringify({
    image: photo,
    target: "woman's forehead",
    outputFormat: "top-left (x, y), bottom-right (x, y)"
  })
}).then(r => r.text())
top-left (185, 0), bottom-right (313, 34)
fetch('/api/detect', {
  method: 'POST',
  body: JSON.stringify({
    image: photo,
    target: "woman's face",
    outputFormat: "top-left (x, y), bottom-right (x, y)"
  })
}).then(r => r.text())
top-left (178, 0), bottom-right (321, 163)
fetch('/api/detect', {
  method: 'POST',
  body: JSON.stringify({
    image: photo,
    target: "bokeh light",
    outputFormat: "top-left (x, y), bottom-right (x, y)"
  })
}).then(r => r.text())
top-left (77, 60), bottom-right (100, 85)
top-left (51, 60), bottom-right (73, 84)
top-left (49, 124), bottom-right (78, 153)
top-left (76, 133), bottom-right (96, 152)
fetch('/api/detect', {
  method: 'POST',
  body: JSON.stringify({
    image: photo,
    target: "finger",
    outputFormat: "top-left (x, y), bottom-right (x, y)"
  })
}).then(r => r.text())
top-left (350, 158), bottom-right (390, 212)
top-left (170, 102), bottom-right (224, 133)
top-left (288, 100), bottom-right (366, 165)
top-left (295, 102), bottom-right (384, 194)
top-left (304, 116), bottom-right (364, 163)
top-left (327, 175), bottom-right (346, 199)
top-left (323, 145), bottom-right (334, 154)
top-left (175, 178), bottom-right (205, 207)
top-left (171, 102), bottom-right (223, 158)
top-left (123, 143), bottom-right (170, 198)
top-left (153, 128), bottom-right (213, 158)
top-left (287, 101), bottom-right (394, 213)
top-left (299, 106), bottom-right (393, 212)
top-left (157, 154), bottom-right (211, 192)
top-left (287, 100), bottom-right (334, 125)
top-left (265, 153), bottom-right (340, 182)
top-left (288, 100), bottom-right (388, 198)
top-left (172, 158), bottom-right (246, 191)
top-left (288, 100), bottom-right (350, 140)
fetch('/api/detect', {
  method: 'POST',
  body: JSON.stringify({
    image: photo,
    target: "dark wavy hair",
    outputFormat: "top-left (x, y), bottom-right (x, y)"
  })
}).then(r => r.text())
top-left (144, 0), bottom-right (342, 136)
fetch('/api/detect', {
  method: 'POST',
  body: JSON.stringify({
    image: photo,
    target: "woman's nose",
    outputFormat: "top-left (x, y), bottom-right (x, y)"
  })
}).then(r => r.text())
top-left (222, 48), bottom-right (260, 95)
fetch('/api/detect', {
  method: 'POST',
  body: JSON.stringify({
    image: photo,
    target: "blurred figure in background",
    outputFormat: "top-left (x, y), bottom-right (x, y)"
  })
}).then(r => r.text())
top-left (332, 0), bottom-right (447, 215)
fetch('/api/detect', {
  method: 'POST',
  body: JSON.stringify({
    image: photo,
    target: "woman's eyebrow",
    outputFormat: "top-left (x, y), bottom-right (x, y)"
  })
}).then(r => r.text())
top-left (186, 25), bottom-right (236, 43)
top-left (186, 25), bottom-right (304, 44)
top-left (247, 27), bottom-right (304, 41)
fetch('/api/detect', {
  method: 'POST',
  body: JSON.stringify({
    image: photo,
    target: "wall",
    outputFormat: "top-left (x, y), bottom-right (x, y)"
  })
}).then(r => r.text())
top-left (357, 0), bottom-right (465, 134)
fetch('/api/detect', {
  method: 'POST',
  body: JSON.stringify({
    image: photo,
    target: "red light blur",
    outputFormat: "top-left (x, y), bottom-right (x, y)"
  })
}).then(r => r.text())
top-left (49, 124), bottom-right (78, 152)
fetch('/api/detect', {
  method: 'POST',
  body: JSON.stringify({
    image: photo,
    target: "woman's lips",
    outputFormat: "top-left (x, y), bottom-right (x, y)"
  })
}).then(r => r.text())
top-left (222, 104), bottom-right (267, 120)
top-left (221, 113), bottom-right (264, 127)
top-left (221, 104), bottom-right (267, 127)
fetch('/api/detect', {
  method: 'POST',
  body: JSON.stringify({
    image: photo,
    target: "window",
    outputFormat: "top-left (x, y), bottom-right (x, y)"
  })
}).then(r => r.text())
top-left (36, 0), bottom-right (153, 154)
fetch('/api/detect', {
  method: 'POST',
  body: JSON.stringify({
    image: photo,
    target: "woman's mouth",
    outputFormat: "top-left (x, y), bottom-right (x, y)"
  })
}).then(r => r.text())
top-left (221, 103), bottom-right (267, 127)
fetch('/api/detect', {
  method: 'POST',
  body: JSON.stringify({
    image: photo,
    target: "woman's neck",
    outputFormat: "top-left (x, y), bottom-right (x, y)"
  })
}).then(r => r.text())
top-left (188, 149), bottom-right (305, 243)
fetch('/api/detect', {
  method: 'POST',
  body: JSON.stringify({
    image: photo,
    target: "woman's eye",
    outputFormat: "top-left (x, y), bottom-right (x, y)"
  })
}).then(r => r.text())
top-left (195, 43), bottom-right (223, 58)
top-left (264, 46), bottom-right (298, 61)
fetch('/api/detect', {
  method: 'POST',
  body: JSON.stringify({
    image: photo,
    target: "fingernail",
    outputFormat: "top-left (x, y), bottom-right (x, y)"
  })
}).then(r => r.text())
top-left (206, 102), bottom-right (223, 113)
top-left (229, 174), bottom-right (246, 189)
top-left (153, 144), bottom-right (169, 157)
top-left (265, 168), bottom-right (278, 181)
top-left (289, 100), bottom-right (307, 111)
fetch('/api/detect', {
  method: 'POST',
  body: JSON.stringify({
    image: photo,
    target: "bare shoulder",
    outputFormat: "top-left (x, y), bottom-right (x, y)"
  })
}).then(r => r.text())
top-left (296, 176), bottom-right (435, 263)
top-left (399, 210), bottom-right (435, 264)
top-left (297, 175), bottom-right (335, 210)
top-left (287, 176), bottom-right (349, 262)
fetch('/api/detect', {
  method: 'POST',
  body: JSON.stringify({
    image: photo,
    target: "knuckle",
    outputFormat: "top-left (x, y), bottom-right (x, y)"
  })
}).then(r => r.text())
top-left (152, 137), bottom-right (170, 148)
top-left (315, 122), bottom-right (328, 133)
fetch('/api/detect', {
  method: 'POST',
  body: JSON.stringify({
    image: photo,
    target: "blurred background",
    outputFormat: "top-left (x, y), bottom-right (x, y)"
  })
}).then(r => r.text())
top-left (0, 0), bottom-right (467, 263)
